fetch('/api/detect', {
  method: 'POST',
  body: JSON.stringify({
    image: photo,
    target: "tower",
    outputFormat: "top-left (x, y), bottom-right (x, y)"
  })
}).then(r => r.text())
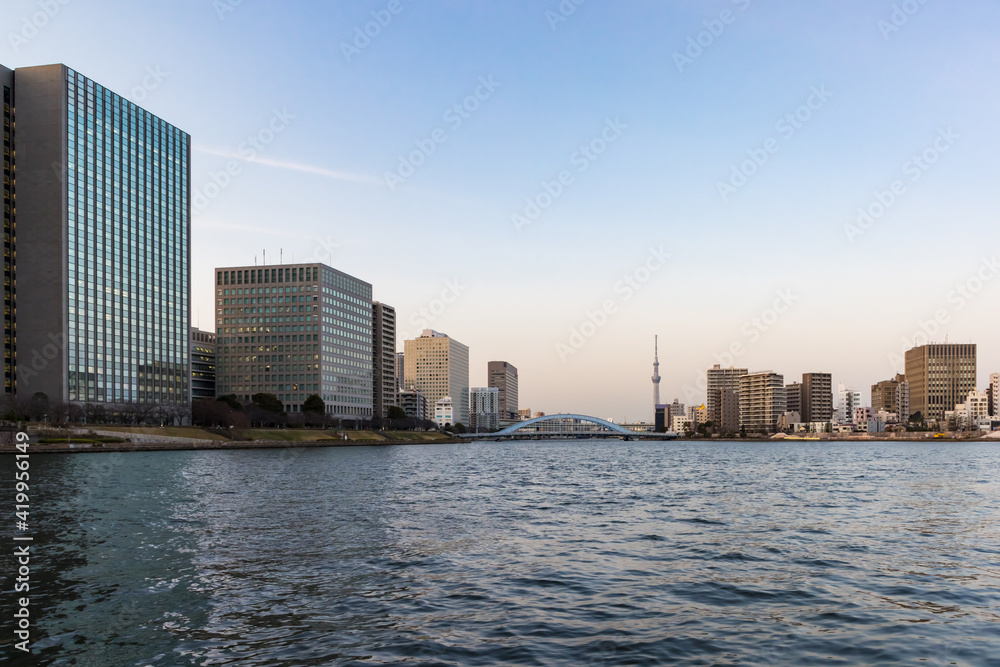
top-left (651, 335), bottom-right (661, 407)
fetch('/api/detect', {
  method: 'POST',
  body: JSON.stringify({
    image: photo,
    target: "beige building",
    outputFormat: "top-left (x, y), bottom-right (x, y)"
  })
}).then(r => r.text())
top-left (707, 365), bottom-right (748, 428)
top-left (739, 371), bottom-right (786, 432)
top-left (871, 374), bottom-right (905, 415)
top-left (904, 344), bottom-right (977, 423)
top-left (404, 330), bottom-right (470, 426)
top-left (487, 361), bottom-right (519, 419)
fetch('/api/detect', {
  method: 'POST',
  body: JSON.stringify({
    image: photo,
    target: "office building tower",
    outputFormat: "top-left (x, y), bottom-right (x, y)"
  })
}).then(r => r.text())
top-left (372, 302), bottom-right (397, 419)
top-left (404, 329), bottom-right (469, 425)
top-left (990, 373), bottom-right (999, 417)
top-left (191, 328), bottom-right (216, 400)
top-left (1, 65), bottom-right (14, 395)
top-left (214, 262), bottom-right (372, 418)
top-left (896, 379), bottom-right (911, 423)
top-left (904, 343), bottom-right (977, 423)
top-left (801, 372), bottom-right (833, 423)
top-left (487, 360), bottom-right (518, 419)
top-left (13, 64), bottom-right (190, 408)
top-left (398, 388), bottom-right (428, 421)
top-left (470, 386), bottom-right (500, 432)
top-left (707, 365), bottom-right (748, 428)
top-left (785, 382), bottom-right (802, 417)
top-left (739, 371), bottom-right (786, 432)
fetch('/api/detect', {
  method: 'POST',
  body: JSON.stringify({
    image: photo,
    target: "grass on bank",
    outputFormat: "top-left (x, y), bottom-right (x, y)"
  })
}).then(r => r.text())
top-left (91, 426), bottom-right (229, 441)
top-left (381, 431), bottom-right (450, 441)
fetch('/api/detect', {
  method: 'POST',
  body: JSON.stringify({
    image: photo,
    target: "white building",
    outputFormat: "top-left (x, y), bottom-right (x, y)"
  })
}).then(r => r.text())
top-left (895, 380), bottom-right (910, 423)
top-left (953, 389), bottom-right (990, 429)
top-left (991, 373), bottom-right (999, 417)
top-left (853, 406), bottom-right (874, 426)
top-left (469, 387), bottom-right (500, 432)
top-left (838, 384), bottom-right (862, 424)
top-left (671, 415), bottom-right (693, 433)
top-left (434, 396), bottom-right (454, 428)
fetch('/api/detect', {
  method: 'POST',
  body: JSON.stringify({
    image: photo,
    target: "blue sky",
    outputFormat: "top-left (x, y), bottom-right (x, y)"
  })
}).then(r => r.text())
top-left (5, 0), bottom-right (999, 420)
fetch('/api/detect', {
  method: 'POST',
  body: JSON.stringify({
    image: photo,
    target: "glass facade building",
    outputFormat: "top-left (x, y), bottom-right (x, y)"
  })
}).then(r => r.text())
top-left (1, 64), bottom-right (14, 395)
top-left (13, 63), bottom-right (191, 409)
top-left (214, 262), bottom-right (373, 418)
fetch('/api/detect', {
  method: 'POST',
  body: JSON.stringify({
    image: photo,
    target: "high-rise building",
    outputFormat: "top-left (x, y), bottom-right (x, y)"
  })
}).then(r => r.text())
top-left (871, 374), bottom-right (905, 414)
top-left (487, 360), bottom-right (518, 419)
top-left (801, 372), bottom-right (833, 423)
top-left (191, 328), bottom-right (217, 400)
top-left (1, 65), bottom-right (14, 396)
top-left (398, 389), bottom-right (428, 421)
top-left (469, 386), bottom-right (500, 432)
top-left (707, 365), bottom-right (748, 428)
top-left (718, 389), bottom-right (740, 434)
top-left (785, 382), bottom-right (802, 417)
top-left (904, 343), bottom-right (977, 423)
top-left (404, 329), bottom-right (469, 425)
top-left (214, 262), bottom-right (373, 418)
top-left (372, 302), bottom-right (397, 419)
top-left (395, 351), bottom-right (405, 393)
top-left (739, 371), bottom-right (786, 432)
top-left (989, 373), bottom-right (999, 417)
top-left (13, 64), bottom-right (190, 409)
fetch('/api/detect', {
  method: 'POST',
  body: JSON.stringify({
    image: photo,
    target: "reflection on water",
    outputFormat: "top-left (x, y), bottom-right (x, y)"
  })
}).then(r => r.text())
top-left (2, 441), bottom-right (999, 666)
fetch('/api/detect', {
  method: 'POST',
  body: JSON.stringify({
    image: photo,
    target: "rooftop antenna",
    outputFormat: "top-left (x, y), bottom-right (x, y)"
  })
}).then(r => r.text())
top-left (280, 248), bottom-right (283, 264)
top-left (263, 249), bottom-right (266, 266)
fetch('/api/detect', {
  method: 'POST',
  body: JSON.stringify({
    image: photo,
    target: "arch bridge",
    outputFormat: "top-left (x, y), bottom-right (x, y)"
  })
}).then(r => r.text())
top-left (460, 413), bottom-right (677, 440)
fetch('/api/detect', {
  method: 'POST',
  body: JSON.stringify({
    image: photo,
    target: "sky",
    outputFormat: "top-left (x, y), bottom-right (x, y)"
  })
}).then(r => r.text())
top-left (4, 0), bottom-right (999, 421)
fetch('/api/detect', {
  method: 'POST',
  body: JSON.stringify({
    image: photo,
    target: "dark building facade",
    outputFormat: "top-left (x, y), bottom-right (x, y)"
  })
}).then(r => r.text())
top-left (801, 372), bottom-right (833, 423)
top-left (372, 302), bottom-right (397, 419)
top-left (10, 63), bottom-right (191, 409)
top-left (2, 64), bottom-right (14, 395)
top-left (191, 328), bottom-right (216, 400)
top-left (487, 360), bottom-right (518, 419)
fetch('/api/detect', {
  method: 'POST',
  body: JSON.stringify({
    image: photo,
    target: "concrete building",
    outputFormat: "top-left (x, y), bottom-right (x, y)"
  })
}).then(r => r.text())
top-left (191, 328), bottom-right (216, 400)
top-left (469, 386), bottom-right (500, 432)
top-left (517, 408), bottom-right (532, 420)
top-left (785, 382), bottom-right (802, 417)
top-left (667, 398), bottom-right (685, 424)
top-left (739, 371), bottom-right (786, 432)
top-left (837, 385), bottom-right (862, 424)
top-left (853, 406), bottom-right (874, 427)
top-left (671, 414), bottom-right (693, 433)
top-left (896, 379), bottom-right (911, 423)
top-left (871, 374), bottom-right (905, 415)
top-left (433, 396), bottom-right (454, 428)
top-left (214, 262), bottom-right (373, 418)
top-left (398, 389), bottom-right (428, 421)
top-left (953, 389), bottom-right (990, 429)
top-left (801, 372), bottom-right (833, 423)
top-left (372, 302), bottom-right (397, 419)
top-left (707, 365), bottom-right (747, 429)
top-left (904, 343), bottom-right (977, 423)
top-left (404, 329), bottom-right (470, 426)
top-left (990, 373), bottom-right (999, 417)
top-left (12, 64), bottom-right (190, 409)
top-left (717, 390), bottom-right (740, 434)
top-left (395, 352), bottom-right (405, 394)
top-left (2, 65), bottom-right (14, 395)
top-left (487, 360), bottom-right (518, 419)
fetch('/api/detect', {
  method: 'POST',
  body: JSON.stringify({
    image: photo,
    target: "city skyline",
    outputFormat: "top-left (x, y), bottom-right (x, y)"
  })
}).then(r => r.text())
top-left (4, 1), bottom-right (999, 421)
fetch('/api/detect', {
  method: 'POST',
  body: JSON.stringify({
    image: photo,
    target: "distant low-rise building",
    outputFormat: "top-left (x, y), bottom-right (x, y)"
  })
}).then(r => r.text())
top-left (434, 396), bottom-right (454, 428)
top-left (399, 389), bottom-right (428, 422)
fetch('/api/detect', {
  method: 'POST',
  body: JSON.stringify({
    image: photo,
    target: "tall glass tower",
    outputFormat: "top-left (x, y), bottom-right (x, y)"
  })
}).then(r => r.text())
top-left (12, 64), bottom-right (190, 410)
